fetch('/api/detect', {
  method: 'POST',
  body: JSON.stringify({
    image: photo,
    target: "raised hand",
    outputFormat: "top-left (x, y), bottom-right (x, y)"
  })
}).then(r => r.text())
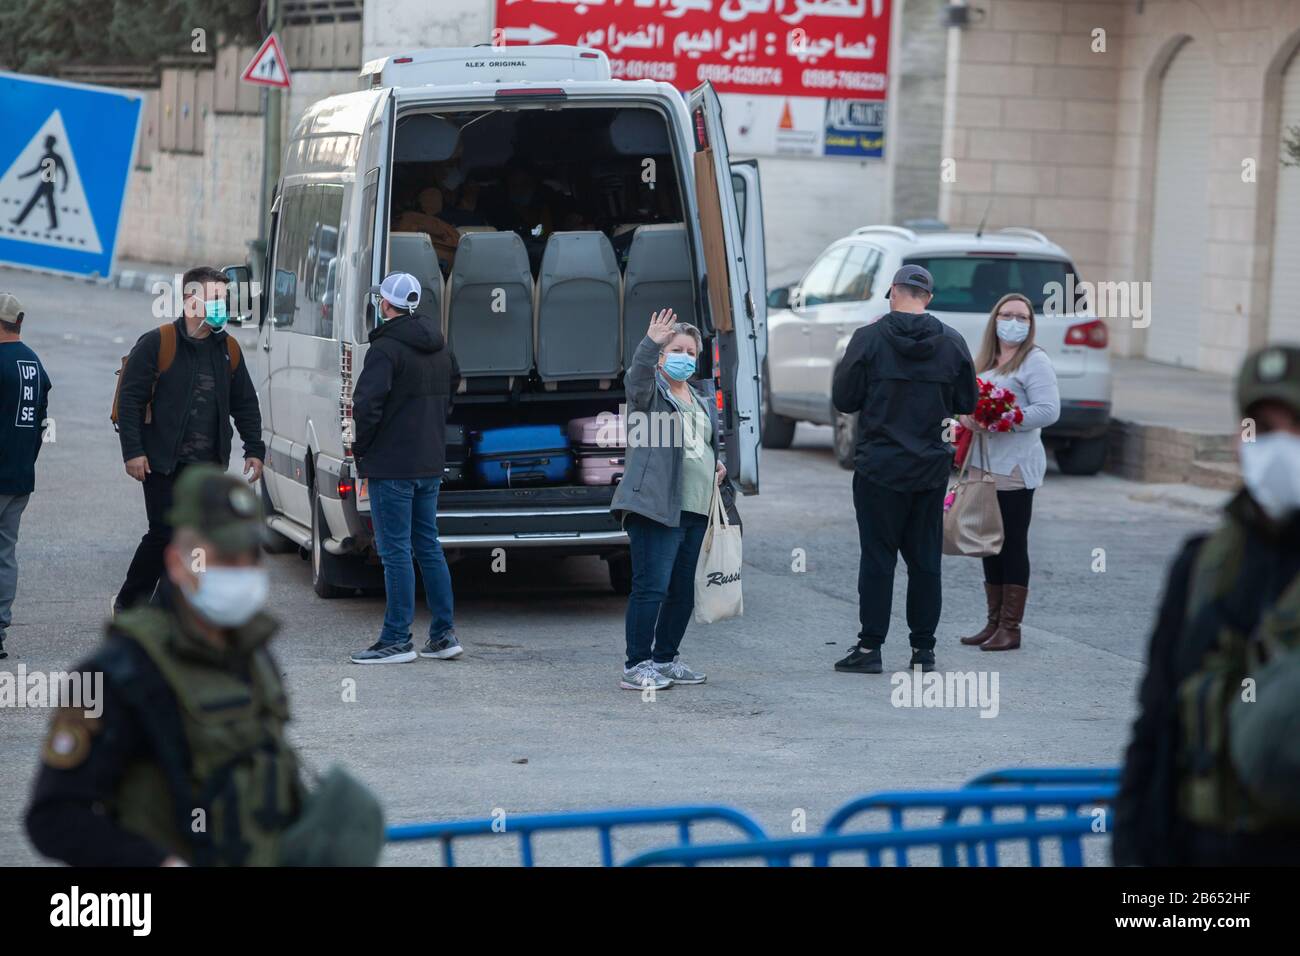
top-left (646, 308), bottom-right (677, 345)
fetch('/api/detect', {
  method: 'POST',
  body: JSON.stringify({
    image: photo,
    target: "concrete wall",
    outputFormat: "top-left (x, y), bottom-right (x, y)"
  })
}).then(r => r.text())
top-left (938, 0), bottom-right (1300, 374)
top-left (888, 0), bottom-right (949, 224)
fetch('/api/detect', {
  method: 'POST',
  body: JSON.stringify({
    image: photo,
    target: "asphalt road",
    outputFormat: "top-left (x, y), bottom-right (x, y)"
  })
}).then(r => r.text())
top-left (0, 266), bottom-right (1223, 865)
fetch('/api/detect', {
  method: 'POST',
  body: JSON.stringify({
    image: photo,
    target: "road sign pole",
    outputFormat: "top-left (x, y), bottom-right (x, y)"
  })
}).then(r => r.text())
top-left (258, 0), bottom-right (282, 244)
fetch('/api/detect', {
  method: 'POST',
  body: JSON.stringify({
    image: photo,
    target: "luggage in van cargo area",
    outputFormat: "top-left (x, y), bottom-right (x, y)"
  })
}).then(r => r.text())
top-left (472, 424), bottom-right (573, 488)
top-left (443, 423), bottom-right (468, 484)
top-left (568, 413), bottom-right (626, 486)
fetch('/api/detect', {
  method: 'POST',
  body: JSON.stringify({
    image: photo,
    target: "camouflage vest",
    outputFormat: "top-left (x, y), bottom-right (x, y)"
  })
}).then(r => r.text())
top-left (1177, 517), bottom-right (1300, 832)
top-left (106, 607), bottom-right (303, 866)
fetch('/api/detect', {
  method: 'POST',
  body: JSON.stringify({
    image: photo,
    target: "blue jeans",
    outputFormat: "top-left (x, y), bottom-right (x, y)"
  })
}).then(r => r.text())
top-left (623, 511), bottom-right (708, 669)
top-left (369, 477), bottom-right (455, 646)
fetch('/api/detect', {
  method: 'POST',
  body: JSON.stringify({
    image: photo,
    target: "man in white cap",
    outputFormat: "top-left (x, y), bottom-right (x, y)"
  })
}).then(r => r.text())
top-left (0, 293), bottom-right (53, 660)
top-left (350, 273), bottom-right (462, 664)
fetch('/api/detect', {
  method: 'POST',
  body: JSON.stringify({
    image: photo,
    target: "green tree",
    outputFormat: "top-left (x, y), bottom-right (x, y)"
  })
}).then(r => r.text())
top-left (0, 0), bottom-right (261, 75)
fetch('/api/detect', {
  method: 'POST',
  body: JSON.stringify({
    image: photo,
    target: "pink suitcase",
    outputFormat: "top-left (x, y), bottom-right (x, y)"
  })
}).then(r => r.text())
top-left (568, 413), bottom-right (626, 486)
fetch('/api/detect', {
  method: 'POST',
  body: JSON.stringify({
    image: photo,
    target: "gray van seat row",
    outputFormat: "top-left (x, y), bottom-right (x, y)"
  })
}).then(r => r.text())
top-left (388, 223), bottom-right (696, 386)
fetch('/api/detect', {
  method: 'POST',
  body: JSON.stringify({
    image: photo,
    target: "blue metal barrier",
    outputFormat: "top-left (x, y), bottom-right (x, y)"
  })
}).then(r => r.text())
top-left (964, 767), bottom-right (1120, 788)
top-left (385, 805), bottom-right (769, 866)
top-left (820, 786), bottom-right (1115, 866)
top-left (624, 816), bottom-right (1099, 867)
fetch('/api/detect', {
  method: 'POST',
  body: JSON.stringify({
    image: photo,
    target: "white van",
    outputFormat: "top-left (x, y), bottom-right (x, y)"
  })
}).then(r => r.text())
top-left (225, 46), bottom-right (766, 597)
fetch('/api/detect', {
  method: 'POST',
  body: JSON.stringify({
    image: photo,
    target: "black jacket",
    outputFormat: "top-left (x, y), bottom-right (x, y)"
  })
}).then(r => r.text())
top-left (352, 313), bottom-right (460, 479)
top-left (832, 310), bottom-right (977, 491)
top-left (117, 319), bottom-right (264, 474)
top-left (1113, 492), bottom-right (1300, 866)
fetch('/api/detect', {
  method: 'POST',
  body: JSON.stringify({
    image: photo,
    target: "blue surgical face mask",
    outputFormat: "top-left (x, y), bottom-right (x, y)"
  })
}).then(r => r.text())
top-left (204, 298), bottom-right (229, 329)
top-left (662, 352), bottom-right (696, 381)
top-left (996, 318), bottom-right (1030, 344)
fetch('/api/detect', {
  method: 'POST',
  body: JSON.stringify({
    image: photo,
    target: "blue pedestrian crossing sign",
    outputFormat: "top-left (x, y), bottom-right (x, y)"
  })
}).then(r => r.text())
top-left (0, 72), bottom-right (143, 279)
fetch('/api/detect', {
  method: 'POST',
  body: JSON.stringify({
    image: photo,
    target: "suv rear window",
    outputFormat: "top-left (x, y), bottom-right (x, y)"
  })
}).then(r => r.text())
top-left (903, 256), bottom-right (1079, 313)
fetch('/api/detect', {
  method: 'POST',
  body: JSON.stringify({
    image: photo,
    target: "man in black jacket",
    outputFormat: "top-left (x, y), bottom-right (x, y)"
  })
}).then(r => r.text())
top-left (1114, 346), bottom-right (1300, 866)
top-left (831, 265), bottom-right (977, 674)
top-left (114, 266), bottom-right (264, 612)
top-left (349, 272), bottom-right (462, 665)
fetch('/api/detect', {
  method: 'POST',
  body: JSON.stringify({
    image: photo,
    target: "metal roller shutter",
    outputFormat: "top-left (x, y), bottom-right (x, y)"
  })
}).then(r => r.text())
top-left (1147, 41), bottom-right (1214, 367)
top-left (1269, 51), bottom-right (1300, 343)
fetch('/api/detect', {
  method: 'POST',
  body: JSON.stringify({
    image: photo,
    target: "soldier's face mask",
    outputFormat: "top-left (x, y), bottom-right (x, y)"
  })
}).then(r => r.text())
top-left (184, 566), bottom-right (269, 628)
top-left (1240, 431), bottom-right (1300, 521)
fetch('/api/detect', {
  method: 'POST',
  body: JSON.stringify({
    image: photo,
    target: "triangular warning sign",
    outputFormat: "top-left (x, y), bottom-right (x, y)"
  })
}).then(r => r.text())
top-left (779, 100), bottom-right (795, 130)
top-left (241, 34), bottom-right (292, 89)
top-left (0, 110), bottom-right (103, 255)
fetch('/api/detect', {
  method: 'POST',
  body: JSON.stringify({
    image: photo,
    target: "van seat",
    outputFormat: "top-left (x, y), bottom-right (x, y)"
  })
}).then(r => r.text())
top-left (622, 223), bottom-right (695, 370)
top-left (447, 231), bottom-right (534, 383)
top-left (535, 231), bottom-right (622, 386)
top-left (389, 232), bottom-right (445, 326)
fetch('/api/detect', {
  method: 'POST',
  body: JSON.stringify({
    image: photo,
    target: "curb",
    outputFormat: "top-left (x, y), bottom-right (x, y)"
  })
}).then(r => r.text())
top-left (108, 267), bottom-right (178, 293)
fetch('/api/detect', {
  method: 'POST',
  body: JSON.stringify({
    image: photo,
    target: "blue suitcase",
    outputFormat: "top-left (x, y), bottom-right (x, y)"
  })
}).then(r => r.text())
top-left (472, 425), bottom-right (573, 487)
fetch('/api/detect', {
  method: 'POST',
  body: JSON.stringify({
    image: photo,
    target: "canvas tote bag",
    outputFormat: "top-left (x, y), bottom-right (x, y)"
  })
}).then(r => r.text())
top-left (943, 433), bottom-right (1004, 557)
top-left (694, 482), bottom-right (744, 623)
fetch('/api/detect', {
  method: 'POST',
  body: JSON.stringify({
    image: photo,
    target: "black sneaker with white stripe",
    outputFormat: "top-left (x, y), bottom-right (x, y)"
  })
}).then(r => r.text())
top-left (350, 640), bottom-right (417, 664)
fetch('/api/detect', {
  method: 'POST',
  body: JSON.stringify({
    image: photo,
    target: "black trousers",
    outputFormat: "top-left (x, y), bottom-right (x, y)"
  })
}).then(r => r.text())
top-left (982, 488), bottom-right (1035, 587)
top-left (115, 462), bottom-right (194, 609)
top-left (853, 474), bottom-right (945, 650)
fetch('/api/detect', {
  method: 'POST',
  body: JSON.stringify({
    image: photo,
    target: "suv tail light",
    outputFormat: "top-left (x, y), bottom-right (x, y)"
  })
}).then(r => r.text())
top-left (1065, 319), bottom-right (1108, 349)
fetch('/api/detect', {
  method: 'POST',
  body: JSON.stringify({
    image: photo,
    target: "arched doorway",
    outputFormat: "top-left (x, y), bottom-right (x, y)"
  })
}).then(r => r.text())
top-left (1147, 40), bottom-right (1214, 367)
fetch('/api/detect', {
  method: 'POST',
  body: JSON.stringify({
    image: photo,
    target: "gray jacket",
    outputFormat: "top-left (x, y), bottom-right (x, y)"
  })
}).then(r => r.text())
top-left (611, 335), bottom-right (722, 528)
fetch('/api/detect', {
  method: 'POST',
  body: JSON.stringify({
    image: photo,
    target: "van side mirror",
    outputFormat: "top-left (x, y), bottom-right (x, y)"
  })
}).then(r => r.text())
top-left (767, 286), bottom-right (791, 310)
top-left (222, 264), bottom-right (256, 325)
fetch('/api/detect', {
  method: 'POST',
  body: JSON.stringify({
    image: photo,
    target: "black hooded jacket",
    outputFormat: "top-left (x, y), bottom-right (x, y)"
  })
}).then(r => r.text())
top-left (832, 310), bottom-right (977, 491)
top-left (351, 312), bottom-right (460, 480)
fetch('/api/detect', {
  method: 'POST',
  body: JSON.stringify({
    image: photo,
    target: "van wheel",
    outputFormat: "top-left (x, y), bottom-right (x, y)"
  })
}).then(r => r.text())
top-left (1055, 436), bottom-right (1108, 476)
top-left (608, 553), bottom-right (632, 595)
top-left (260, 479), bottom-right (298, 555)
top-left (311, 486), bottom-right (348, 599)
top-left (761, 363), bottom-right (796, 449)
top-left (832, 408), bottom-right (857, 470)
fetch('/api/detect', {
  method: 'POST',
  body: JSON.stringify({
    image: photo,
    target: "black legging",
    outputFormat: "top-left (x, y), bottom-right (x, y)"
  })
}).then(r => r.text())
top-left (983, 488), bottom-right (1034, 587)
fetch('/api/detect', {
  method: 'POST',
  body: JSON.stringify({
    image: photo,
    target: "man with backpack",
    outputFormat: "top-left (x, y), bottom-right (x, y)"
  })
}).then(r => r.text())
top-left (112, 266), bottom-right (264, 613)
top-left (0, 293), bottom-right (52, 660)
top-left (1115, 345), bottom-right (1300, 866)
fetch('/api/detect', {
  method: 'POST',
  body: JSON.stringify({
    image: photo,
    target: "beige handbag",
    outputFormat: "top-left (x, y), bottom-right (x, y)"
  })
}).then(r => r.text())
top-left (943, 433), bottom-right (1004, 557)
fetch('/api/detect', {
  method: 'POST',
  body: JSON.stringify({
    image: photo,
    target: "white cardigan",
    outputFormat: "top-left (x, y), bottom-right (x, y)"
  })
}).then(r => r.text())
top-left (969, 346), bottom-right (1061, 490)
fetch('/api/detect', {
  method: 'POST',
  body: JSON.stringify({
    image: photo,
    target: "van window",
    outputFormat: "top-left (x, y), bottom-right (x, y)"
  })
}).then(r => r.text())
top-left (270, 183), bottom-right (345, 338)
top-left (356, 173), bottom-right (380, 335)
top-left (731, 171), bottom-right (746, 238)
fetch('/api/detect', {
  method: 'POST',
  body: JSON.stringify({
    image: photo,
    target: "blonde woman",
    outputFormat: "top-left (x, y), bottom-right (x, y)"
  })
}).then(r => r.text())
top-left (958, 293), bottom-right (1060, 651)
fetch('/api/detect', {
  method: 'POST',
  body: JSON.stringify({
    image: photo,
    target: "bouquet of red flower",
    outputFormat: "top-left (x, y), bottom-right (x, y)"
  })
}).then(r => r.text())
top-left (972, 377), bottom-right (1024, 433)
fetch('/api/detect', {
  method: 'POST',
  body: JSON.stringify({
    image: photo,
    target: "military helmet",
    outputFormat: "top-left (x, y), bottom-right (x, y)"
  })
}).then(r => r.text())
top-left (1237, 344), bottom-right (1300, 420)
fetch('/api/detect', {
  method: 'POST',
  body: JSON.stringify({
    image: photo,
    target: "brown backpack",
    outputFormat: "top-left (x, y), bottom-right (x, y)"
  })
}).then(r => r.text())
top-left (111, 323), bottom-right (243, 431)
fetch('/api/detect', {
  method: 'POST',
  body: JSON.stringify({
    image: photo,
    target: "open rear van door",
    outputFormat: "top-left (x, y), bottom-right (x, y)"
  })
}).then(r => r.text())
top-left (688, 82), bottom-right (761, 494)
top-left (730, 159), bottom-right (767, 370)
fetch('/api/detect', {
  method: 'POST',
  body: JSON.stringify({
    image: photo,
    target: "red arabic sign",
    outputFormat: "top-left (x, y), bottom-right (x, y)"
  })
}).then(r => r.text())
top-left (494, 0), bottom-right (891, 99)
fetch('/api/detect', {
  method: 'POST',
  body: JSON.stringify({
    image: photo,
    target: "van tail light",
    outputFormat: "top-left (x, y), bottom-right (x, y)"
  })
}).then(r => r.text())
top-left (713, 340), bottom-right (724, 412)
top-left (338, 479), bottom-right (355, 499)
top-left (1065, 319), bottom-right (1108, 349)
top-left (339, 342), bottom-right (355, 460)
top-left (693, 109), bottom-right (709, 150)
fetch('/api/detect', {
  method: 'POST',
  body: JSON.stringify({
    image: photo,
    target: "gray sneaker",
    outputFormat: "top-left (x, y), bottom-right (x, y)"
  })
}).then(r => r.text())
top-left (654, 658), bottom-right (707, 685)
top-left (620, 660), bottom-right (672, 691)
top-left (420, 633), bottom-right (463, 660)
top-left (350, 640), bottom-right (417, 664)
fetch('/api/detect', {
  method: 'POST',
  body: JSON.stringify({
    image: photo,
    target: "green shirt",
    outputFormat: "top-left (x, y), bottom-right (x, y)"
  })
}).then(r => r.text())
top-left (672, 388), bottom-right (715, 516)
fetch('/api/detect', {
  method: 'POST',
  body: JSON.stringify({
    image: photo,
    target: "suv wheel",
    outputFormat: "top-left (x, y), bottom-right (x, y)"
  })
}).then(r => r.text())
top-left (311, 485), bottom-right (348, 598)
top-left (760, 362), bottom-right (796, 449)
top-left (832, 407), bottom-right (857, 470)
top-left (1054, 435), bottom-right (1108, 476)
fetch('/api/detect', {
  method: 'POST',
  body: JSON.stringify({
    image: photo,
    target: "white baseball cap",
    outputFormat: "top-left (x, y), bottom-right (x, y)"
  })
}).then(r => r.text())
top-left (371, 272), bottom-right (421, 312)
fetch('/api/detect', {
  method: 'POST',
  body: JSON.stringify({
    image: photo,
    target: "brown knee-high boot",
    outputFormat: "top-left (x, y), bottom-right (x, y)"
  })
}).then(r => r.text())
top-left (960, 583), bottom-right (1003, 645)
top-left (981, 585), bottom-right (1026, 651)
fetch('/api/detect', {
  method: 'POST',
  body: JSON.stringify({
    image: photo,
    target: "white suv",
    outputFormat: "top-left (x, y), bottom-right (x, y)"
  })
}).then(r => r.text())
top-left (762, 225), bottom-right (1112, 475)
